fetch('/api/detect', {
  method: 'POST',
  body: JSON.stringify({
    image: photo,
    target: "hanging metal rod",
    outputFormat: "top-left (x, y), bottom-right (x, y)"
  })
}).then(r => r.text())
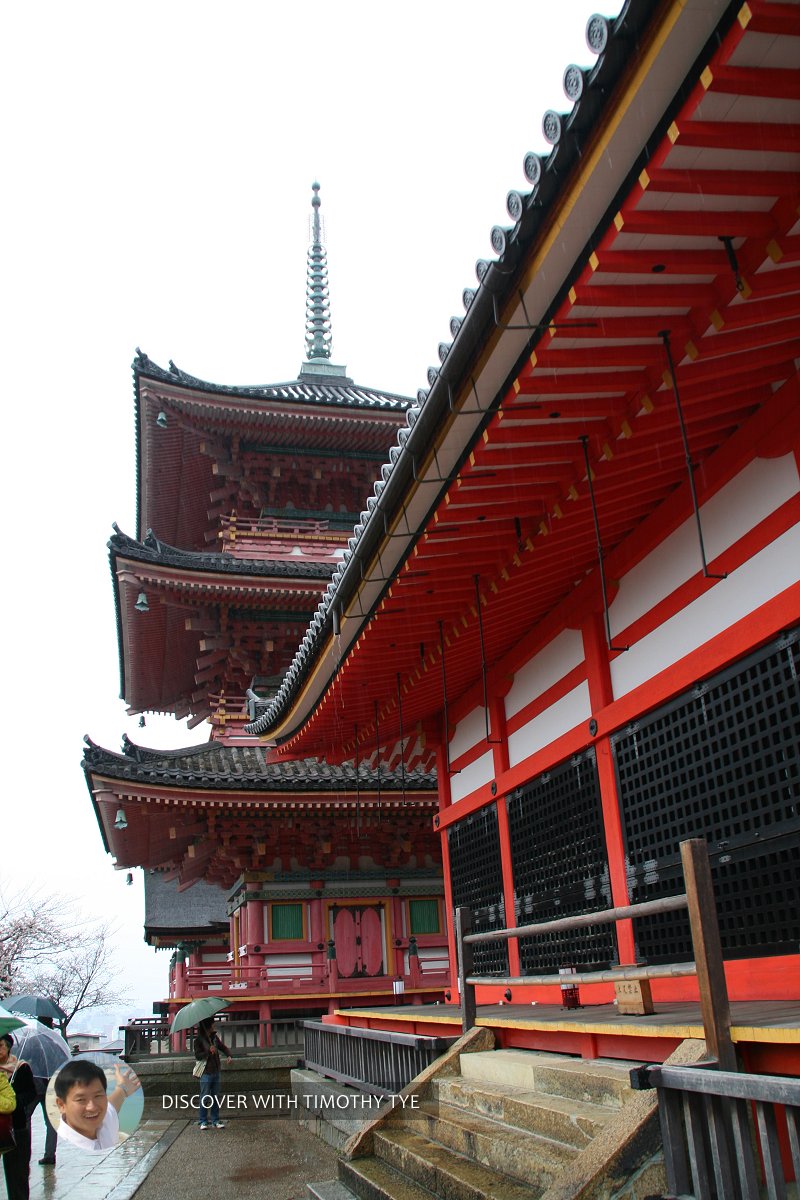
top-left (718, 236), bottom-right (745, 294)
top-left (660, 330), bottom-right (727, 581)
top-left (374, 700), bottom-right (382, 816)
top-left (445, 376), bottom-right (492, 416)
top-left (439, 621), bottom-right (456, 776)
top-left (491, 290), bottom-right (599, 333)
top-left (579, 436), bottom-right (629, 654)
top-left (396, 673), bottom-right (407, 805)
top-left (354, 722), bottom-right (361, 832)
top-left (474, 574), bottom-right (501, 744)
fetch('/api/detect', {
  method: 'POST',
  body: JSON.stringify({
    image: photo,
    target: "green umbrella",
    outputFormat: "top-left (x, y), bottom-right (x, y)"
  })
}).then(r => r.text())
top-left (0, 1005), bottom-right (26, 1039)
top-left (169, 997), bottom-right (229, 1034)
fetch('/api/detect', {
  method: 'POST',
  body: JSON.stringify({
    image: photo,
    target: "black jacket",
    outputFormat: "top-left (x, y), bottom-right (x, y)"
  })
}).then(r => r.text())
top-left (9, 1063), bottom-right (36, 1131)
top-left (194, 1030), bottom-right (230, 1075)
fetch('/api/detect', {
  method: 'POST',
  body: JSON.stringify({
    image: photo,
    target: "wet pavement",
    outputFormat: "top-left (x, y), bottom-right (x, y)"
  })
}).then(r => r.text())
top-left (25, 1102), bottom-right (339, 1199)
top-left (133, 1115), bottom-right (339, 1200)
top-left (27, 1107), bottom-right (186, 1200)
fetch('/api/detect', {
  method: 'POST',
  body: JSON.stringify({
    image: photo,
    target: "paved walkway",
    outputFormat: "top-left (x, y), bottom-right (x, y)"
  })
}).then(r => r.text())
top-left (25, 1103), bottom-right (338, 1199)
top-left (27, 1108), bottom-right (185, 1200)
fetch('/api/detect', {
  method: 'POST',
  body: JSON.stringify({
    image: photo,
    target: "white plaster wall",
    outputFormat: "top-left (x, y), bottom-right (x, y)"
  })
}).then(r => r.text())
top-left (507, 680), bottom-right (592, 768)
top-left (450, 749), bottom-right (494, 803)
top-left (611, 522), bottom-right (800, 698)
top-left (449, 706), bottom-right (487, 761)
top-left (610, 453), bottom-right (799, 638)
top-left (504, 628), bottom-right (585, 721)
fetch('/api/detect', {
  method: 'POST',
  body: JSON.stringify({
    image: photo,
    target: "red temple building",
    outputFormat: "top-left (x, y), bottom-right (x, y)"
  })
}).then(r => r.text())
top-left (83, 186), bottom-right (448, 1027)
top-left (244, 1), bottom-right (800, 1074)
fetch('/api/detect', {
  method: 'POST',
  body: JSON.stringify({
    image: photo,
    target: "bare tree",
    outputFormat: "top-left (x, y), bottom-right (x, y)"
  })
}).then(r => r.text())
top-left (26, 922), bottom-right (129, 1026)
top-left (0, 890), bottom-right (66, 997)
top-left (0, 891), bottom-right (129, 1026)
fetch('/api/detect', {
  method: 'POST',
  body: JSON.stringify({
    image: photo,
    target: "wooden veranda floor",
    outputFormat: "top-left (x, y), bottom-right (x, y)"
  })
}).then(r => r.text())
top-left (333, 999), bottom-right (800, 1048)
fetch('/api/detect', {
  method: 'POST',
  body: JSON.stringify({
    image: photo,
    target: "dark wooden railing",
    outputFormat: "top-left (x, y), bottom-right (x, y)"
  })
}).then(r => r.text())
top-left (123, 1017), bottom-right (304, 1059)
top-left (302, 1020), bottom-right (456, 1097)
top-left (632, 1060), bottom-right (800, 1199)
top-left (456, 838), bottom-right (733, 1064)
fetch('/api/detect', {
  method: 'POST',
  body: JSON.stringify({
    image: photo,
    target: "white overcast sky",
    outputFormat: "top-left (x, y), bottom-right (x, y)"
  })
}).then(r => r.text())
top-left (1, 1), bottom-right (620, 1021)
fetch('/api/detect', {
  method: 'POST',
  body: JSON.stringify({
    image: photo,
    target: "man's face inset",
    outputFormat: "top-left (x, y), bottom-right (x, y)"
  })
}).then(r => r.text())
top-left (57, 1080), bottom-right (109, 1139)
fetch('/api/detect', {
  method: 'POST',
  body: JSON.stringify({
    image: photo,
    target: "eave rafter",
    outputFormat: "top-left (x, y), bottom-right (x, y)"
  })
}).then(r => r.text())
top-left (267, 3), bottom-right (800, 766)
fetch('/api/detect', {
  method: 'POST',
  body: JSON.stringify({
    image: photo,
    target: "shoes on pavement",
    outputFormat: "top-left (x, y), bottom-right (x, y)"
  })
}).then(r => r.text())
top-left (212, 1122), bottom-right (226, 1129)
top-left (199, 1123), bottom-right (209, 1130)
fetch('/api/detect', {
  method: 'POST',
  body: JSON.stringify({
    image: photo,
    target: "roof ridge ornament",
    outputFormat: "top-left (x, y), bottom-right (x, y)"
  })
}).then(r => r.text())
top-left (305, 182), bottom-right (333, 362)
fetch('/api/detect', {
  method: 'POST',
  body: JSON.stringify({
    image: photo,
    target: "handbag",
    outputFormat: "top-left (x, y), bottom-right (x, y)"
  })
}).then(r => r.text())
top-left (0, 1111), bottom-right (15, 1156)
top-left (192, 1059), bottom-right (205, 1079)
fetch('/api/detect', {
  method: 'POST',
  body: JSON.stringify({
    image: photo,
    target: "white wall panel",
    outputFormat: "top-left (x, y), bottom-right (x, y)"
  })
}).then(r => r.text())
top-left (504, 628), bottom-right (584, 721)
top-left (507, 681), bottom-right (591, 768)
top-left (450, 750), bottom-right (494, 803)
top-left (449, 706), bottom-right (486, 761)
top-left (610, 454), bottom-right (799, 637)
top-left (611, 523), bottom-right (800, 698)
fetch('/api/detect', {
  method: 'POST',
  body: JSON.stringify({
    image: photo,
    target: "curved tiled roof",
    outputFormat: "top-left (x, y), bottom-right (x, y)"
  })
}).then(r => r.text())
top-left (110, 527), bottom-right (337, 582)
top-left (134, 352), bottom-right (412, 413)
top-left (82, 735), bottom-right (437, 793)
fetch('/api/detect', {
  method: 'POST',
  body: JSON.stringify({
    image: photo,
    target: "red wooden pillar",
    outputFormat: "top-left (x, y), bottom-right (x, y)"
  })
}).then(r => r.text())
top-left (259, 1001), bottom-right (272, 1047)
top-left (436, 741), bottom-right (458, 994)
top-left (490, 695), bottom-right (520, 976)
top-left (248, 899), bottom-right (264, 945)
top-left (582, 611), bottom-right (635, 963)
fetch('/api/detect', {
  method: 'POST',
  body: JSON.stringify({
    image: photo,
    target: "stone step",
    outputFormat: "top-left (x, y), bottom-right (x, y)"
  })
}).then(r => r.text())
top-left (339, 1155), bottom-right (441, 1200)
top-left (431, 1076), bottom-right (611, 1147)
top-left (459, 1050), bottom-right (641, 1109)
top-left (308, 1181), bottom-right (359, 1200)
top-left (386, 1097), bottom-right (575, 1185)
top-left (372, 1125), bottom-right (552, 1200)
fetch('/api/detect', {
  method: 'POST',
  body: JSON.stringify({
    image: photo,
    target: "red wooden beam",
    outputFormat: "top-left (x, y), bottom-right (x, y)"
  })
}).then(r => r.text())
top-left (641, 168), bottom-right (800, 197)
top-left (704, 65), bottom-right (800, 100)
top-left (615, 208), bottom-right (776, 238)
top-left (743, 1), bottom-right (800, 36)
top-left (668, 120), bottom-right (800, 154)
top-left (569, 282), bottom-right (711, 309)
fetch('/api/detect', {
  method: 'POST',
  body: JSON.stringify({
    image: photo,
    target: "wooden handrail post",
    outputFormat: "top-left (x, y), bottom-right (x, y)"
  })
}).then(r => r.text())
top-left (455, 906), bottom-right (476, 1033)
top-left (680, 837), bottom-right (736, 1071)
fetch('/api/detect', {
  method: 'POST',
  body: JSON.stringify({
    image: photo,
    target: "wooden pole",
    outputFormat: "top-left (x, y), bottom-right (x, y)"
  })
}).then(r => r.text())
top-left (455, 907), bottom-right (476, 1033)
top-left (680, 837), bottom-right (736, 1072)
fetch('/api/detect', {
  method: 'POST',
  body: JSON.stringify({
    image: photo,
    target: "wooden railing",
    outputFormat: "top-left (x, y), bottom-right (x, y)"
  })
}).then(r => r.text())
top-left (631, 1061), bottom-right (800, 1199)
top-left (123, 1017), bottom-right (304, 1060)
top-left (456, 838), bottom-right (733, 1064)
top-left (302, 1020), bottom-right (456, 1097)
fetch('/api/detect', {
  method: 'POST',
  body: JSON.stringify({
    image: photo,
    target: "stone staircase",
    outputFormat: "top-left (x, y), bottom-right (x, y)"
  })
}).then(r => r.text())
top-left (308, 1049), bottom-right (644, 1200)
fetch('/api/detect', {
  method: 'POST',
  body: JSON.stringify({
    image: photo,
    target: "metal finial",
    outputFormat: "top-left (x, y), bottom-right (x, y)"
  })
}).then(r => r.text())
top-left (305, 182), bottom-right (332, 361)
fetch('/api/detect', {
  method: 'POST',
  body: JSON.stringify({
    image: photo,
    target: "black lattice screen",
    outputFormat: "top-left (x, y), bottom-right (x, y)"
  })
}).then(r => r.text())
top-left (614, 630), bottom-right (800, 962)
top-left (447, 804), bottom-right (508, 976)
top-left (507, 748), bottom-right (616, 972)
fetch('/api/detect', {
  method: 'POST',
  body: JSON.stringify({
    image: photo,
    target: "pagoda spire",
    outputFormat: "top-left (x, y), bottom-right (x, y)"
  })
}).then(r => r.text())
top-left (305, 182), bottom-right (333, 362)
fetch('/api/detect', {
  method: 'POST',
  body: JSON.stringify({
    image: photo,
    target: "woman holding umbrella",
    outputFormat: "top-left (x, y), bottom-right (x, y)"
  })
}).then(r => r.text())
top-left (169, 997), bottom-right (232, 1130)
top-left (0, 1032), bottom-right (36, 1200)
top-left (193, 1019), bottom-right (232, 1130)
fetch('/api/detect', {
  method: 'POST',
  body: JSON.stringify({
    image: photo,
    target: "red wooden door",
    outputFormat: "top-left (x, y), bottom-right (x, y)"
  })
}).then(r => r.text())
top-left (330, 905), bottom-right (385, 978)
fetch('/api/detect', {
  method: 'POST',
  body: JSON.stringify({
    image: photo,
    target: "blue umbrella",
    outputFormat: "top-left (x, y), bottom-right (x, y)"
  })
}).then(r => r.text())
top-left (5, 994), bottom-right (68, 1024)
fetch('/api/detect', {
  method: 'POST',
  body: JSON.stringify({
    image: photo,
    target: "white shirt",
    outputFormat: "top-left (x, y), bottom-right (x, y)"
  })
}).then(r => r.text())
top-left (57, 1102), bottom-right (121, 1152)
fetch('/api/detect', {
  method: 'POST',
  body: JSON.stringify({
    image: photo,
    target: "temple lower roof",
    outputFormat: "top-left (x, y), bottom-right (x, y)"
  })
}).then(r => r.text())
top-left (111, 528), bottom-right (337, 581)
top-left (83, 735), bottom-right (437, 793)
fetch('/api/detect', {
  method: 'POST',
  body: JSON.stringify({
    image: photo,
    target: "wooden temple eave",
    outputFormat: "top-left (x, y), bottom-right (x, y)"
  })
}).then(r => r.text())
top-left (90, 774), bottom-right (440, 890)
top-left (114, 548), bottom-right (331, 721)
top-left (252, 0), bottom-right (800, 763)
